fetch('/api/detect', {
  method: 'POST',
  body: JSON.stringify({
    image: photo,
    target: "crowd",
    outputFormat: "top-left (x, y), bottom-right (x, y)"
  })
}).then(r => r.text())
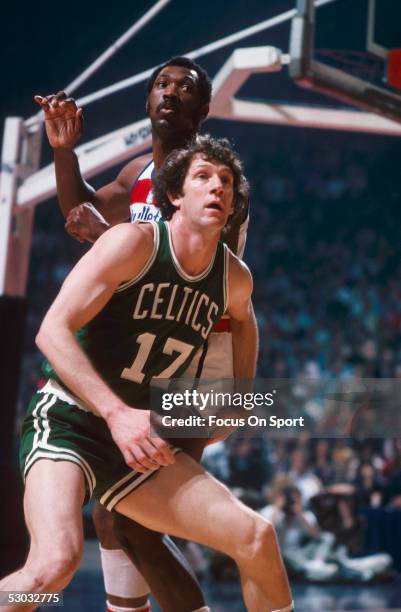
top-left (17, 130), bottom-right (401, 580)
top-left (247, 137), bottom-right (401, 381)
top-left (197, 434), bottom-right (401, 580)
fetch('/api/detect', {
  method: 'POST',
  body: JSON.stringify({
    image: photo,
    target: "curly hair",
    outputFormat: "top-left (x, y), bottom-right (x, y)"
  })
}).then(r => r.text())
top-left (153, 135), bottom-right (249, 227)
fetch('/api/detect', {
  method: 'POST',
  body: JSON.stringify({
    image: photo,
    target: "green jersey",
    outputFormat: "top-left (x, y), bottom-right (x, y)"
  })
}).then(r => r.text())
top-left (43, 221), bottom-right (229, 407)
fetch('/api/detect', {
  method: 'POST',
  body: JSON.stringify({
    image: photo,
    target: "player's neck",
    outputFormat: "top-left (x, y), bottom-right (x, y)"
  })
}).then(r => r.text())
top-left (152, 131), bottom-right (197, 170)
top-left (168, 216), bottom-right (220, 277)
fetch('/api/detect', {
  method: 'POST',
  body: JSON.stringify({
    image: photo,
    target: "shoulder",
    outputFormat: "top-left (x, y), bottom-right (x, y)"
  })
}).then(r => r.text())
top-left (116, 153), bottom-right (153, 189)
top-left (96, 221), bottom-right (154, 252)
top-left (89, 222), bottom-right (155, 277)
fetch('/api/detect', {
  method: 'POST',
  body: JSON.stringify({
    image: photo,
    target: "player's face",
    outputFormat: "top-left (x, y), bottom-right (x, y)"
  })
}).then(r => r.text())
top-left (147, 66), bottom-right (206, 137)
top-left (172, 154), bottom-right (235, 229)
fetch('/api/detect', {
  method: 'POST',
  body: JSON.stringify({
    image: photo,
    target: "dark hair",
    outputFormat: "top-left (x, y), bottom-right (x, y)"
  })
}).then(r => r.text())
top-left (153, 134), bottom-right (249, 224)
top-left (147, 56), bottom-right (212, 107)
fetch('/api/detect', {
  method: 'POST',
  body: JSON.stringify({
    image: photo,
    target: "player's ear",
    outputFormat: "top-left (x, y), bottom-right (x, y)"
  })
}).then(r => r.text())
top-left (167, 191), bottom-right (181, 209)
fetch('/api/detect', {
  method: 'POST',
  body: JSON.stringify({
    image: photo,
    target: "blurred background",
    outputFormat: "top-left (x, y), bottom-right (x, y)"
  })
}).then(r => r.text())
top-left (2, 1), bottom-right (401, 610)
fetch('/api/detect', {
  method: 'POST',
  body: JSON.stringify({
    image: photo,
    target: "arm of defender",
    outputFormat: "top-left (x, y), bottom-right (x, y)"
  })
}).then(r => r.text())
top-left (36, 224), bottom-right (175, 472)
top-left (52, 150), bottom-right (141, 224)
top-left (35, 92), bottom-right (150, 223)
top-left (52, 148), bottom-right (96, 219)
top-left (90, 155), bottom-right (151, 223)
top-left (63, 155), bottom-right (153, 243)
top-left (35, 92), bottom-right (93, 217)
top-left (56, 152), bottom-right (149, 227)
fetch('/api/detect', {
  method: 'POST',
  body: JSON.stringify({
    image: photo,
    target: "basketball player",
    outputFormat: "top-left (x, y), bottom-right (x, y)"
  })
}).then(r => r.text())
top-left (35, 57), bottom-right (249, 612)
top-left (0, 137), bottom-right (293, 612)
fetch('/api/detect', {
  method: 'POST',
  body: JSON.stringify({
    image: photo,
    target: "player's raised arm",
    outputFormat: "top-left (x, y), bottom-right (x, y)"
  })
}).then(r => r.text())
top-left (35, 92), bottom-right (148, 229)
top-left (35, 223), bottom-right (175, 472)
top-left (226, 252), bottom-right (258, 381)
top-left (35, 91), bottom-right (92, 217)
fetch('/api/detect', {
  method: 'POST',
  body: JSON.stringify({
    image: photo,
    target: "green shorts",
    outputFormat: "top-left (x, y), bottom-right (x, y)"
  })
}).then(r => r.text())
top-left (19, 380), bottom-right (175, 511)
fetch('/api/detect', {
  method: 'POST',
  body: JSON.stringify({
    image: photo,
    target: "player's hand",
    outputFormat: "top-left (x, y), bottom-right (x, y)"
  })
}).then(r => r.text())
top-left (65, 203), bottom-right (109, 243)
top-left (107, 406), bottom-right (176, 473)
top-left (34, 91), bottom-right (83, 149)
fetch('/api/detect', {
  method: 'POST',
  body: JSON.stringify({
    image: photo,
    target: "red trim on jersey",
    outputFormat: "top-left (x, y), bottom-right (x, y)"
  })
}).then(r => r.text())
top-left (130, 178), bottom-right (153, 205)
top-left (130, 160), bottom-right (154, 204)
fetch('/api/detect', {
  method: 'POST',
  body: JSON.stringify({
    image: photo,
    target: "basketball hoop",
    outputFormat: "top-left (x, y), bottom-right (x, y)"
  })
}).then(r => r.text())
top-left (316, 49), bottom-right (384, 86)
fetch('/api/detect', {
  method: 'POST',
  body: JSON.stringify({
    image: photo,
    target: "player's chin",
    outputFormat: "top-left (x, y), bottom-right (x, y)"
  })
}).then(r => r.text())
top-left (155, 115), bottom-right (181, 130)
top-left (201, 209), bottom-right (228, 228)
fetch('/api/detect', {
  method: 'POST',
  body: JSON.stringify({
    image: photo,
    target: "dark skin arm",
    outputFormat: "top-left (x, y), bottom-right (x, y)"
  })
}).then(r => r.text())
top-left (35, 91), bottom-right (151, 229)
top-left (64, 155), bottom-right (152, 242)
top-left (35, 92), bottom-right (89, 217)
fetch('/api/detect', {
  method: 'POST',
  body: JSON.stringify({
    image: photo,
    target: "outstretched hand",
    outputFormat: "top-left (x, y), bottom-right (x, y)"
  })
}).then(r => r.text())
top-left (35, 91), bottom-right (83, 149)
top-left (107, 406), bottom-right (176, 473)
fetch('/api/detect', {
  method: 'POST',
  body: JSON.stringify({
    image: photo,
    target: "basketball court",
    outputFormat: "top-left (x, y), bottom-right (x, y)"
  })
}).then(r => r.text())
top-left (47, 536), bottom-right (401, 610)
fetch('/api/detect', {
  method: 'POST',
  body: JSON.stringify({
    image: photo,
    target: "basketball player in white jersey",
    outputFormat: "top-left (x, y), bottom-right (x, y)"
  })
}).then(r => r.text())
top-left (35, 57), bottom-right (250, 612)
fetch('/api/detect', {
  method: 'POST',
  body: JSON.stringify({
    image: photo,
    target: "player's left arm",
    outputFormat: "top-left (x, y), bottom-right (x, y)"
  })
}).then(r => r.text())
top-left (204, 253), bottom-right (257, 446)
top-left (226, 251), bottom-right (258, 381)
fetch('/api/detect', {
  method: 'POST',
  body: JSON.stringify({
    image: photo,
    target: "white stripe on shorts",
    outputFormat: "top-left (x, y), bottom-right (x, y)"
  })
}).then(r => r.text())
top-left (100, 447), bottom-right (181, 512)
top-left (103, 469), bottom-right (159, 512)
top-left (23, 393), bottom-right (96, 495)
top-left (25, 393), bottom-right (57, 466)
top-left (24, 450), bottom-right (95, 497)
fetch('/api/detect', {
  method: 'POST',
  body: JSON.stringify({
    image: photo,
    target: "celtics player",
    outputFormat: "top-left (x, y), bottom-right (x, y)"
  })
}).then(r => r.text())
top-left (35, 58), bottom-right (249, 612)
top-left (1, 137), bottom-right (293, 612)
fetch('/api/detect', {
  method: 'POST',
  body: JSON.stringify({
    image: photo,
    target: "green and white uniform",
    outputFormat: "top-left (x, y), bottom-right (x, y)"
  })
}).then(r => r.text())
top-left (20, 221), bottom-right (229, 509)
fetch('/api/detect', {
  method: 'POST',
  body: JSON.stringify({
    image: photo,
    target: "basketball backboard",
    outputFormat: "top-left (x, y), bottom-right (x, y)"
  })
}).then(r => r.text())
top-left (289, 0), bottom-right (401, 123)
